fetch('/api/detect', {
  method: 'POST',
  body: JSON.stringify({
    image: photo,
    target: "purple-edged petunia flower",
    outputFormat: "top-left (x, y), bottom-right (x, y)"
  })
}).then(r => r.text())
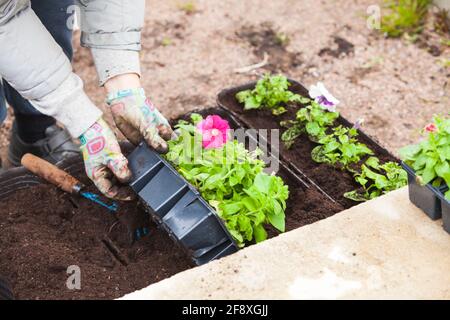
top-left (196, 115), bottom-right (230, 149)
top-left (353, 118), bottom-right (365, 130)
top-left (309, 82), bottom-right (340, 112)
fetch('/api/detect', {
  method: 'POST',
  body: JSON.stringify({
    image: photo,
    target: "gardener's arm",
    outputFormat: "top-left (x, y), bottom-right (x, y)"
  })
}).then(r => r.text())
top-left (78, 0), bottom-right (173, 143)
top-left (0, 1), bottom-right (155, 200)
top-left (0, 2), bottom-right (101, 137)
top-left (77, 0), bottom-right (174, 181)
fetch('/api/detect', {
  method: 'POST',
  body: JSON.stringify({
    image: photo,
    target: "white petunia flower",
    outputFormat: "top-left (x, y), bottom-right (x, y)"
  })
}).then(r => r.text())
top-left (309, 82), bottom-right (340, 112)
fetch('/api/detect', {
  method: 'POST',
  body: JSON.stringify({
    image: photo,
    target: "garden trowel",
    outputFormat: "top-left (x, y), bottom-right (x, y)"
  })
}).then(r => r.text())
top-left (21, 153), bottom-right (118, 212)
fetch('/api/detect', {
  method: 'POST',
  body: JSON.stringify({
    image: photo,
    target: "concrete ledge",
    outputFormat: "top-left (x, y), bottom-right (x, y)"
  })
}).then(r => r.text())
top-left (122, 188), bottom-right (450, 300)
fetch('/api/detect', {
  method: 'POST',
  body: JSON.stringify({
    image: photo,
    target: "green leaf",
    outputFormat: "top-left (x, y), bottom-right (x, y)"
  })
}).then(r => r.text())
top-left (267, 211), bottom-right (285, 232)
top-left (272, 106), bottom-right (287, 116)
top-left (241, 197), bottom-right (258, 212)
top-left (253, 224), bottom-right (268, 243)
top-left (254, 173), bottom-right (272, 194)
top-left (282, 125), bottom-right (304, 149)
top-left (365, 156), bottom-right (380, 169)
top-left (306, 121), bottom-right (321, 137)
top-left (228, 229), bottom-right (244, 245)
top-left (311, 146), bottom-right (328, 163)
top-left (344, 190), bottom-right (369, 202)
top-left (234, 74), bottom-right (308, 114)
top-left (422, 166), bottom-right (436, 184)
top-left (244, 96), bottom-right (261, 110)
top-left (221, 202), bottom-right (242, 216)
top-left (190, 113), bottom-right (203, 125)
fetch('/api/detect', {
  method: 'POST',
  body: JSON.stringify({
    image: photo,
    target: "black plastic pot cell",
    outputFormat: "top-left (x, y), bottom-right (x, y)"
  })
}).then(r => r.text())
top-left (127, 143), bottom-right (239, 265)
top-left (401, 162), bottom-right (448, 221)
top-left (437, 190), bottom-right (450, 234)
top-left (442, 206), bottom-right (450, 234)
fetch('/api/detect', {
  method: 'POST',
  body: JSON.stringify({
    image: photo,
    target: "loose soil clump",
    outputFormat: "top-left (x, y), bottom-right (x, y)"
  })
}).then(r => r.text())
top-left (237, 22), bottom-right (302, 73)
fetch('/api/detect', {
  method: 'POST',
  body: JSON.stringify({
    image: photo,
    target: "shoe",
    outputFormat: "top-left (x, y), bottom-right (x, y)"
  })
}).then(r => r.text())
top-left (8, 122), bottom-right (80, 166)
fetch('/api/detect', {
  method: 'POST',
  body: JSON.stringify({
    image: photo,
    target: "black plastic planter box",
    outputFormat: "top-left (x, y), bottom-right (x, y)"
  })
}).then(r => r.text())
top-left (127, 143), bottom-right (239, 266)
top-left (438, 192), bottom-right (450, 234)
top-left (217, 79), bottom-right (398, 205)
top-left (402, 163), bottom-right (449, 226)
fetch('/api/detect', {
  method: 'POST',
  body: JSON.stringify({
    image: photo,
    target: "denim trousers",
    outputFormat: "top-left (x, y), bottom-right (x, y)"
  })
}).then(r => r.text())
top-left (0, 0), bottom-right (74, 125)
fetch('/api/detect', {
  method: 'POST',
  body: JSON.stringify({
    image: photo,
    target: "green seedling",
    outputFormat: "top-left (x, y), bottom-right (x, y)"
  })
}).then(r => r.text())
top-left (236, 74), bottom-right (304, 115)
top-left (381, 0), bottom-right (432, 38)
top-left (344, 157), bottom-right (408, 201)
top-left (165, 114), bottom-right (289, 247)
top-left (400, 116), bottom-right (450, 200)
top-left (178, 1), bottom-right (197, 14)
top-left (281, 101), bottom-right (339, 148)
top-left (311, 126), bottom-right (374, 171)
top-left (275, 32), bottom-right (290, 46)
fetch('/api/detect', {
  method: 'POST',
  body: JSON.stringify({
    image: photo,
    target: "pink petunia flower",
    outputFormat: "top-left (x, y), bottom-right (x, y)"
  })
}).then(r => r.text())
top-left (424, 123), bottom-right (437, 133)
top-left (196, 115), bottom-right (230, 149)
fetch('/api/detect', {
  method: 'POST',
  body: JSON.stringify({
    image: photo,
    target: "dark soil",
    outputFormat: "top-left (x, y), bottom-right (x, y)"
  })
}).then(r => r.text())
top-left (271, 167), bottom-right (344, 238)
top-left (318, 36), bottom-right (355, 59)
top-left (218, 81), bottom-right (399, 208)
top-left (0, 172), bottom-right (194, 300)
top-left (236, 22), bottom-right (302, 73)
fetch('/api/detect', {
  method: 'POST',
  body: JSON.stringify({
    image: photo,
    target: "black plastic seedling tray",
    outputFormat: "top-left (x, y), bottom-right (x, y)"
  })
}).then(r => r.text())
top-left (437, 191), bottom-right (450, 234)
top-left (401, 162), bottom-right (449, 223)
top-left (127, 106), bottom-right (336, 266)
top-left (217, 78), bottom-right (397, 155)
top-left (216, 79), bottom-right (397, 205)
top-left (127, 143), bottom-right (239, 266)
top-left (440, 196), bottom-right (450, 234)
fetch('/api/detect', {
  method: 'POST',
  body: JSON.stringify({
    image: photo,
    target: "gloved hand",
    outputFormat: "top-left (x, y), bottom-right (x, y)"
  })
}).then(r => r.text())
top-left (80, 118), bottom-right (133, 200)
top-left (106, 88), bottom-right (174, 153)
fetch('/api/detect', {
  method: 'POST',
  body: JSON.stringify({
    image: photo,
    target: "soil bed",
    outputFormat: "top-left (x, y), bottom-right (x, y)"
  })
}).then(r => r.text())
top-left (218, 81), bottom-right (399, 208)
top-left (0, 108), bottom-right (344, 300)
top-left (0, 172), bottom-right (193, 300)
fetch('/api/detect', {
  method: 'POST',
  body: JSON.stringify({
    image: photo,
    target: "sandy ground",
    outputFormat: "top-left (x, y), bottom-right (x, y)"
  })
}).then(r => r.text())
top-left (1, 0), bottom-right (449, 157)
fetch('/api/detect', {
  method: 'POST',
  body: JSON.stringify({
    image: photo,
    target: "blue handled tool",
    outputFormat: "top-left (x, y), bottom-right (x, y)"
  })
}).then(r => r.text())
top-left (80, 191), bottom-right (118, 212)
top-left (21, 153), bottom-right (119, 213)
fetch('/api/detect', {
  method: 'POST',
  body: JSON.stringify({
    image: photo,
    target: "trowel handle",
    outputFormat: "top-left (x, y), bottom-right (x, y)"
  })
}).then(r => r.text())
top-left (21, 153), bottom-right (85, 195)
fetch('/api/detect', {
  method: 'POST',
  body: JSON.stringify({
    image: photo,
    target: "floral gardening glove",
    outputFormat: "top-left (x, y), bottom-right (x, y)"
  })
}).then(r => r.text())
top-left (80, 118), bottom-right (133, 200)
top-left (106, 88), bottom-right (174, 153)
